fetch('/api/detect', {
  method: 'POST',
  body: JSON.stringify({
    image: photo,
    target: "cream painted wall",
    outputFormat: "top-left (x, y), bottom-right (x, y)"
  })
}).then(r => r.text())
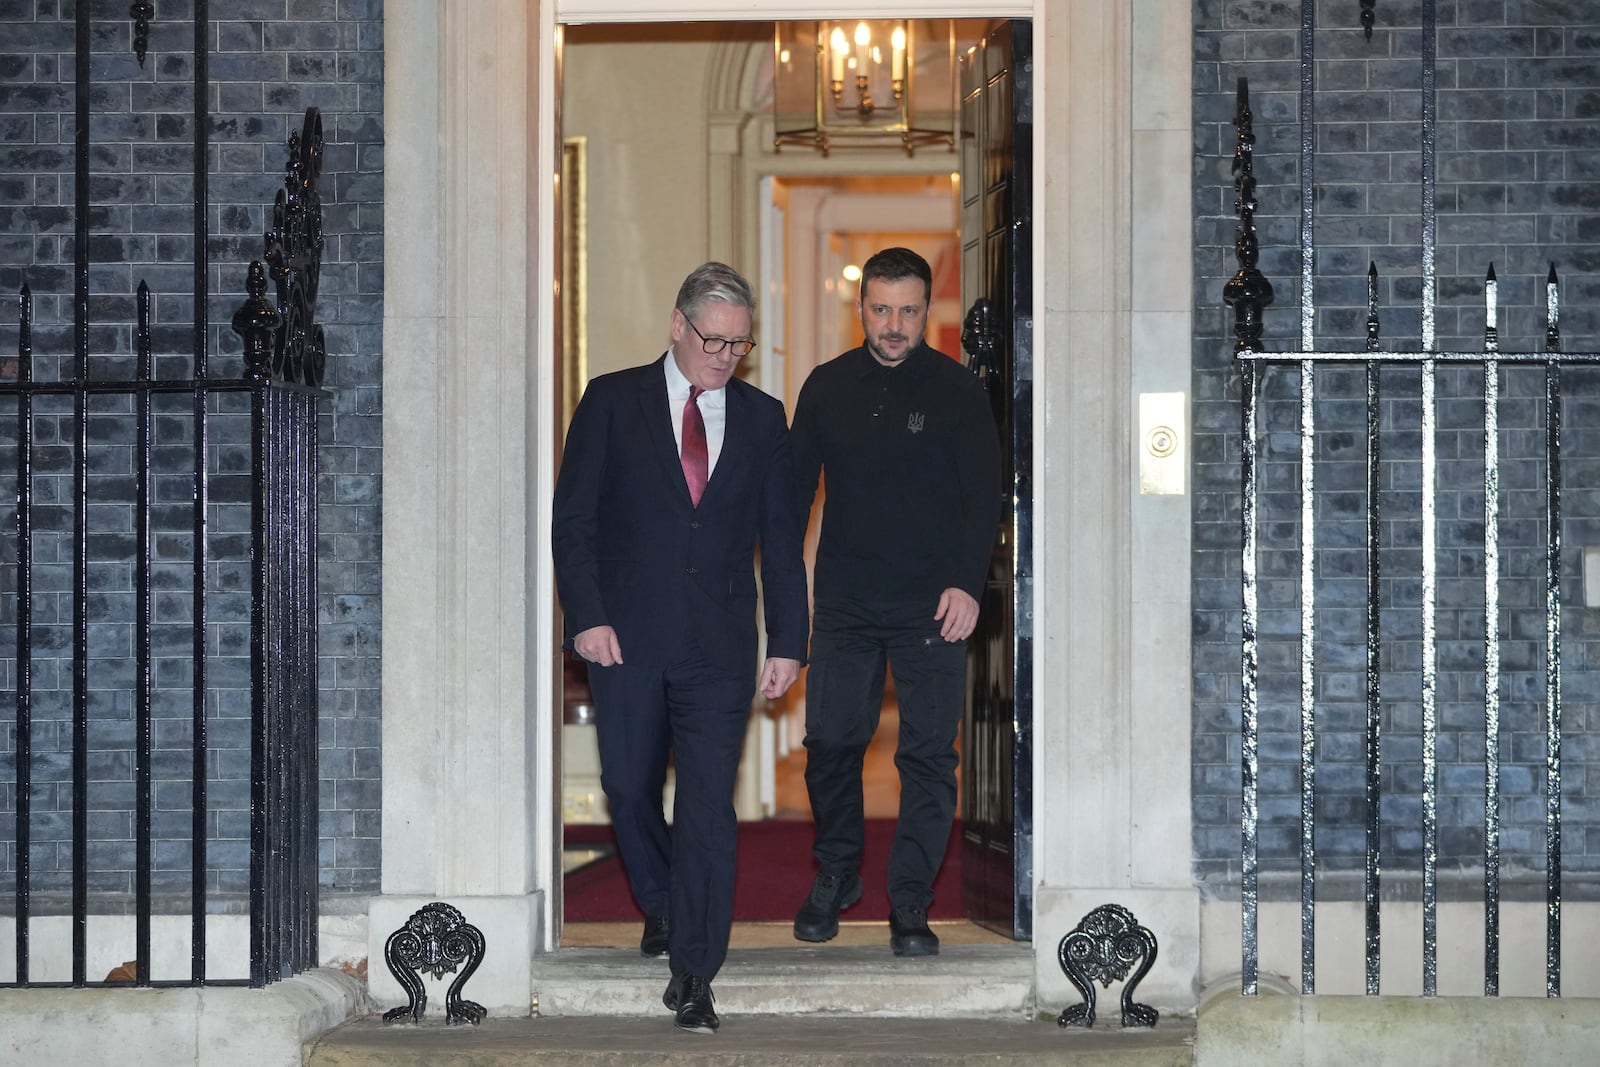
top-left (564, 29), bottom-right (725, 379)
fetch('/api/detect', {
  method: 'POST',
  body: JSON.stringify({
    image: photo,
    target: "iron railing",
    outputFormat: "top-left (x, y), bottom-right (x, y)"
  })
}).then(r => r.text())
top-left (1228, 0), bottom-right (1600, 1000)
top-left (1, 0), bottom-right (323, 990)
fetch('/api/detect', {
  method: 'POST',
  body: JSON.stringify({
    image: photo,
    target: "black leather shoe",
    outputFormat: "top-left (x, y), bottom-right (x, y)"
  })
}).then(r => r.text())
top-left (793, 871), bottom-right (863, 942)
top-left (671, 974), bottom-right (718, 1034)
top-left (889, 904), bottom-right (940, 957)
top-left (662, 974), bottom-right (683, 1012)
top-left (641, 912), bottom-right (669, 958)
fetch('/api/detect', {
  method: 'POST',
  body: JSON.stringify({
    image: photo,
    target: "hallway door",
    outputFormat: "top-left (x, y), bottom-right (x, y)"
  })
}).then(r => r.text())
top-left (958, 19), bottom-right (1032, 941)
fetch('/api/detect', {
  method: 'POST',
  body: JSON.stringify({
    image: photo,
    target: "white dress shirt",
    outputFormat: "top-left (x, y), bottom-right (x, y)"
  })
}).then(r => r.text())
top-left (664, 348), bottom-right (726, 477)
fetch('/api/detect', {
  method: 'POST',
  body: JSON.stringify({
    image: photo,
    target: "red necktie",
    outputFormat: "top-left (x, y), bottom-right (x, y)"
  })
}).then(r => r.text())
top-left (681, 385), bottom-right (708, 507)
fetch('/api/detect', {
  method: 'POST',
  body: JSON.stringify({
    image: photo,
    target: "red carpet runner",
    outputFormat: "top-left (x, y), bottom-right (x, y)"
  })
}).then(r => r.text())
top-left (563, 819), bottom-right (964, 922)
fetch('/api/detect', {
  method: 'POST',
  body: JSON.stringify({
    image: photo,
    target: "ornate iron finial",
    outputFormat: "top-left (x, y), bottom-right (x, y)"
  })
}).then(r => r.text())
top-left (262, 108), bottom-right (327, 385)
top-left (231, 260), bottom-right (281, 375)
top-left (131, 2), bottom-right (154, 67)
top-left (1057, 903), bottom-right (1160, 1029)
top-left (1224, 78), bottom-right (1275, 355)
top-left (1360, 0), bottom-right (1376, 41)
top-left (961, 297), bottom-right (1000, 376)
top-left (382, 902), bottom-right (488, 1026)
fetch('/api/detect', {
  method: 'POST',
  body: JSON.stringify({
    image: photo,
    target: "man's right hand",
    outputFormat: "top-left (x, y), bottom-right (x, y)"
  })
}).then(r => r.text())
top-left (573, 625), bottom-right (623, 667)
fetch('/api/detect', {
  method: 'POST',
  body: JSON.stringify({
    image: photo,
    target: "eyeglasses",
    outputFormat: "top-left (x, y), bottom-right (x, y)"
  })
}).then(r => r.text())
top-left (682, 314), bottom-right (756, 358)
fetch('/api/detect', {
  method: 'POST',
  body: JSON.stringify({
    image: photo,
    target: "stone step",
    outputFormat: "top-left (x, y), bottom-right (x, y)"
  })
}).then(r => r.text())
top-left (530, 943), bottom-right (1037, 1018)
top-left (307, 1013), bottom-right (1197, 1067)
top-left (314, 943), bottom-right (1196, 1065)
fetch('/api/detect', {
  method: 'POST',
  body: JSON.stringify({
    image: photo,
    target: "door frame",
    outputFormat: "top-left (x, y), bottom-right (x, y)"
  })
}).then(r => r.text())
top-left (540, 2), bottom-right (1044, 948)
top-left (385, 0), bottom-right (1199, 1008)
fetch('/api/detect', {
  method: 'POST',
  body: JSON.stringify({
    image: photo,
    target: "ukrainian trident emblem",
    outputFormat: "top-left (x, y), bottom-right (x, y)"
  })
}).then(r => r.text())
top-left (907, 412), bottom-right (926, 434)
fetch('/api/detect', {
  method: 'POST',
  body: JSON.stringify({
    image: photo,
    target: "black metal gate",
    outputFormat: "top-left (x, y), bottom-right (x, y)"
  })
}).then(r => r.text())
top-left (1228, 1), bottom-right (1600, 998)
top-left (2, 1), bottom-right (323, 990)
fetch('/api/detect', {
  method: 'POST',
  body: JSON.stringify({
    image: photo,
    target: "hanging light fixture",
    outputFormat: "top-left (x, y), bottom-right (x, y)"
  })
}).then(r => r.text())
top-left (773, 20), bottom-right (957, 156)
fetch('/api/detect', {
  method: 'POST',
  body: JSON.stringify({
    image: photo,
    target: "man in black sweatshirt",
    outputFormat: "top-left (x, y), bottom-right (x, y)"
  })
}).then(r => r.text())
top-left (789, 246), bottom-right (1002, 956)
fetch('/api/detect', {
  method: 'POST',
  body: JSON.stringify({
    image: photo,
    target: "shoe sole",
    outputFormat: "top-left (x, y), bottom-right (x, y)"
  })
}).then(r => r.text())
top-left (674, 1020), bottom-right (718, 1035)
top-left (792, 881), bottom-right (864, 943)
top-left (890, 937), bottom-right (940, 957)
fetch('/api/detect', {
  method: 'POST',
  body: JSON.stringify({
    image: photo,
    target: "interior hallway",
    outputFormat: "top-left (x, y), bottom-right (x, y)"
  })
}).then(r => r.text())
top-left (564, 682), bottom-right (1000, 947)
top-left (770, 696), bottom-right (909, 822)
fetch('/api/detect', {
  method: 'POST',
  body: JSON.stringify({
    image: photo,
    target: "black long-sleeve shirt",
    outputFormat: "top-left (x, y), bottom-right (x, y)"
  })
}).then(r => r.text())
top-left (790, 343), bottom-right (1003, 624)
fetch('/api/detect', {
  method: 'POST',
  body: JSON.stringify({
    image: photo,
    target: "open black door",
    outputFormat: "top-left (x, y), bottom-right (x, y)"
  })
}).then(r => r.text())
top-left (958, 20), bottom-right (1032, 941)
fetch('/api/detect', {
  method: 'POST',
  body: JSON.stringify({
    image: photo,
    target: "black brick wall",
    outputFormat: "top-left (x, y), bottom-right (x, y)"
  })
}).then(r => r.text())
top-left (1194, 0), bottom-right (1600, 896)
top-left (0, 0), bottom-right (382, 909)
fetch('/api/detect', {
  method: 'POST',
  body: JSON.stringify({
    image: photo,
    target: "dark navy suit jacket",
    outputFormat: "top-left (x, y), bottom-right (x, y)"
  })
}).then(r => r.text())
top-left (552, 354), bottom-right (809, 684)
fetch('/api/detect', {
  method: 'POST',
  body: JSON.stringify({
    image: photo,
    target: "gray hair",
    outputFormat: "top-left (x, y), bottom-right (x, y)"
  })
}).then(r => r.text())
top-left (675, 261), bottom-right (756, 321)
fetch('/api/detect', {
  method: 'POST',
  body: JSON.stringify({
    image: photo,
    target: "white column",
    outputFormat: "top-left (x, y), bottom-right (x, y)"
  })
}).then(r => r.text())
top-left (1032, 0), bottom-right (1199, 1012)
top-left (373, 0), bottom-right (544, 1015)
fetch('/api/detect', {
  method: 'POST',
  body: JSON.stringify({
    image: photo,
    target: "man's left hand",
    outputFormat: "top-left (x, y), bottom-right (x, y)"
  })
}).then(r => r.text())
top-left (759, 657), bottom-right (802, 699)
top-left (934, 588), bottom-right (980, 642)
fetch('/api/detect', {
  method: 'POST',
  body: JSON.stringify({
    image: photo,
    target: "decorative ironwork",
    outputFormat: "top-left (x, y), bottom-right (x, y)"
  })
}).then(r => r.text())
top-left (1360, 0), bottom-right (1376, 40)
top-left (1223, 78), bottom-right (1274, 355)
top-left (1056, 904), bottom-right (1159, 1029)
top-left (263, 109), bottom-right (327, 386)
top-left (232, 261), bottom-right (281, 374)
top-left (960, 296), bottom-right (999, 377)
top-left (383, 903), bottom-right (489, 1026)
top-left (7, 0), bottom-right (321, 996)
top-left (131, 2), bottom-right (154, 66)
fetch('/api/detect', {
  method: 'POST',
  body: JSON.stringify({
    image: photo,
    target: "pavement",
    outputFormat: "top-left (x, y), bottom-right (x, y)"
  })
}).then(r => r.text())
top-left (305, 1011), bottom-right (1198, 1066)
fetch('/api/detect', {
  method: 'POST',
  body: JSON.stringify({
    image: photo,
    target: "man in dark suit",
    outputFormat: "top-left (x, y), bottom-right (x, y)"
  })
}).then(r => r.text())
top-left (552, 261), bottom-right (808, 1034)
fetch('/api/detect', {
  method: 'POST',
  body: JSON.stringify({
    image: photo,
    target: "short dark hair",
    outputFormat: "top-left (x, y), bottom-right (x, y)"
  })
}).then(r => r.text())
top-left (859, 247), bottom-right (932, 305)
top-left (675, 261), bottom-right (756, 321)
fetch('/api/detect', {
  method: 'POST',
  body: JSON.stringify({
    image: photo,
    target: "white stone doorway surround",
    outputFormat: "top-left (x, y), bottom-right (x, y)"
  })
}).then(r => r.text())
top-left (375, 0), bottom-right (1196, 1016)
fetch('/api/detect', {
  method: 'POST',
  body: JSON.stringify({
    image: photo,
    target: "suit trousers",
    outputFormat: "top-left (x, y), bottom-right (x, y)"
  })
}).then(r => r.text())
top-left (587, 635), bottom-right (752, 980)
top-left (802, 612), bottom-right (967, 911)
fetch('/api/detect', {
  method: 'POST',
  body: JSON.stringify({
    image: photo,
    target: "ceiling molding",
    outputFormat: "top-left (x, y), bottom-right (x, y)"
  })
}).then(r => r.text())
top-left (558, 1), bottom-right (1030, 23)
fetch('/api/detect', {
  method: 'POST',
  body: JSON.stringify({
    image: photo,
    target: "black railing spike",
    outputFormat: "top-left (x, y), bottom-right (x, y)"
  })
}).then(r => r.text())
top-left (136, 280), bottom-right (152, 380)
top-left (1547, 264), bottom-right (1562, 353)
top-left (1225, 77), bottom-right (1274, 355)
top-left (17, 284), bottom-right (30, 384)
top-left (131, 2), bottom-right (154, 67)
top-left (1361, 0), bottom-right (1376, 41)
top-left (1484, 265), bottom-right (1499, 352)
top-left (1365, 263), bottom-right (1380, 352)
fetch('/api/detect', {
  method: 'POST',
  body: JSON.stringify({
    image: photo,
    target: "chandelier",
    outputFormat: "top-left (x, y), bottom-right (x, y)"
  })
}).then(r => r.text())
top-left (773, 20), bottom-right (957, 156)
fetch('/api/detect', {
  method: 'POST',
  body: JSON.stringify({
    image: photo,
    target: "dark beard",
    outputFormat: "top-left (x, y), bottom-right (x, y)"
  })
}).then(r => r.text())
top-left (867, 334), bottom-right (917, 365)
